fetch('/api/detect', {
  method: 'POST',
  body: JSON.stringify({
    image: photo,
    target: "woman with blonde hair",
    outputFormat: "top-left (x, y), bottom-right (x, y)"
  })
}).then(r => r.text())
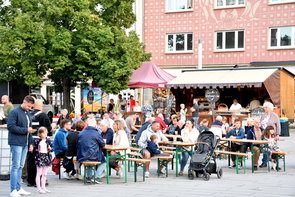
top-left (109, 120), bottom-right (130, 178)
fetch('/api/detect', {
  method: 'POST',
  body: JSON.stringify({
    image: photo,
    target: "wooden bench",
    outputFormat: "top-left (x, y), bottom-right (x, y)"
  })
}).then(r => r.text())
top-left (152, 155), bottom-right (173, 177)
top-left (127, 158), bottom-right (150, 182)
top-left (80, 161), bottom-right (102, 184)
top-left (215, 150), bottom-right (252, 174)
top-left (160, 146), bottom-right (176, 150)
top-left (272, 151), bottom-right (291, 172)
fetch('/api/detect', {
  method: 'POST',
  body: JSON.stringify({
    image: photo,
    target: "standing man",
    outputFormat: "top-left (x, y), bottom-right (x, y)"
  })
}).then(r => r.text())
top-left (27, 99), bottom-right (52, 187)
top-left (191, 98), bottom-right (199, 127)
top-left (115, 94), bottom-right (126, 114)
top-left (7, 95), bottom-right (36, 197)
top-left (2, 95), bottom-right (14, 124)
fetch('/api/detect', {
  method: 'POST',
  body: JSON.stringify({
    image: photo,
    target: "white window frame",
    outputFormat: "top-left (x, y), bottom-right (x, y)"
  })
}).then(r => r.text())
top-left (269, 0), bottom-right (295, 5)
top-left (268, 26), bottom-right (295, 49)
top-left (215, 0), bottom-right (246, 9)
top-left (166, 33), bottom-right (193, 53)
top-left (214, 30), bottom-right (245, 52)
top-left (166, 0), bottom-right (193, 13)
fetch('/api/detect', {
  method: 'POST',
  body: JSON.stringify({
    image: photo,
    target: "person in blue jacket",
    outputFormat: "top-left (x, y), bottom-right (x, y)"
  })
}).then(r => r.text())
top-left (146, 135), bottom-right (162, 156)
top-left (53, 119), bottom-right (72, 179)
top-left (77, 118), bottom-right (106, 184)
top-left (226, 119), bottom-right (245, 167)
top-left (7, 95), bottom-right (36, 197)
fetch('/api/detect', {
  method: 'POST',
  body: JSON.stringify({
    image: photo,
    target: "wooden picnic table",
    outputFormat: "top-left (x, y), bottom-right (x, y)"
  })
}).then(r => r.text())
top-left (102, 145), bottom-right (129, 184)
top-left (220, 138), bottom-right (270, 173)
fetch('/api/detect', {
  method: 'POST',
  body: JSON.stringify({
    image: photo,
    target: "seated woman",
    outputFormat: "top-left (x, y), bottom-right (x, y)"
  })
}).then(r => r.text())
top-left (109, 120), bottom-right (130, 178)
top-left (168, 115), bottom-right (179, 135)
top-left (241, 118), bottom-right (262, 171)
top-left (179, 119), bottom-right (199, 176)
top-left (225, 119), bottom-right (245, 168)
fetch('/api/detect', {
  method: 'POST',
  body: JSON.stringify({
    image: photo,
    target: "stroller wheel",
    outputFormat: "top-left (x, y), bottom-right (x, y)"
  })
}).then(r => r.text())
top-left (217, 168), bottom-right (223, 179)
top-left (188, 171), bottom-right (194, 180)
top-left (203, 172), bottom-right (210, 181)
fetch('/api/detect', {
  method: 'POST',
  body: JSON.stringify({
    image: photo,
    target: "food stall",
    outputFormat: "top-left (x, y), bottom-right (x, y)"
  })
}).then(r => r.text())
top-left (167, 67), bottom-right (295, 125)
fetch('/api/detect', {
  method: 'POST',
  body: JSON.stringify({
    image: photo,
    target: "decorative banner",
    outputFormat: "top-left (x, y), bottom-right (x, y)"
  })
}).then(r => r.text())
top-left (83, 88), bottom-right (108, 112)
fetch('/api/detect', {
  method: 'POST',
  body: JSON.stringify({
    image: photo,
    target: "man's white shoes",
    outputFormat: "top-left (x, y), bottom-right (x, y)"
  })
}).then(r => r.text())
top-left (10, 190), bottom-right (20, 197)
top-left (18, 188), bottom-right (31, 196)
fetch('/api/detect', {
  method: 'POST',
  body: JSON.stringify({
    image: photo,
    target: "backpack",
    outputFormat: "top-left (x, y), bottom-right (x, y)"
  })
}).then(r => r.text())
top-left (51, 157), bottom-right (60, 175)
top-left (31, 111), bottom-right (43, 130)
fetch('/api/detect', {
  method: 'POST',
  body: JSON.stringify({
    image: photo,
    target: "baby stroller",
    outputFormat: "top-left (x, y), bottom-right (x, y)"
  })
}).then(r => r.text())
top-left (188, 131), bottom-right (222, 181)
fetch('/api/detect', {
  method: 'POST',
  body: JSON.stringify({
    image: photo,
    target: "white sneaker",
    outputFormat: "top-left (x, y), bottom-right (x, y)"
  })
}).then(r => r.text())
top-left (37, 189), bottom-right (46, 194)
top-left (99, 171), bottom-right (106, 178)
top-left (63, 172), bottom-right (70, 180)
top-left (145, 171), bottom-right (150, 178)
top-left (43, 188), bottom-right (51, 193)
top-left (10, 190), bottom-right (21, 197)
top-left (18, 188), bottom-right (31, 196)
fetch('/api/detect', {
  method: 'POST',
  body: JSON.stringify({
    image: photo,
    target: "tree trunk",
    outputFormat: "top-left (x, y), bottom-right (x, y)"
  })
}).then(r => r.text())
top-left (62, 78), bottom-right (71, 112)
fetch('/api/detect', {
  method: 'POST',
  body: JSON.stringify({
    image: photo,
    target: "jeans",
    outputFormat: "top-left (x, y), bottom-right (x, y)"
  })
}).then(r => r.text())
top-left (192, 117), bottom-right (199, 128)
top-left (10, 145), bottom-right (28, 192)
top-left (262, 152), bottom-right (271, 165)
top-left (87, 162), bottom-right (106, 178)
top-left (180, 151), bottom-right (192, 172)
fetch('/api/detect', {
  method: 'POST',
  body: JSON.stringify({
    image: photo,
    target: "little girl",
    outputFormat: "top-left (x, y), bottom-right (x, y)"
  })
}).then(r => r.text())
top-left (263, 126), bottom-right (280, 170)
top-left (33, 127), bottom-right (53, 193)
top-left (180, 104), bottom-right (187, 122)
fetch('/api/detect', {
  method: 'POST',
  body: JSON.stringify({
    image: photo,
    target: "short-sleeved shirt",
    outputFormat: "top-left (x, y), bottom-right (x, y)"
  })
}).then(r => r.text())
top-left (192, 104), bottom-right (199, 117)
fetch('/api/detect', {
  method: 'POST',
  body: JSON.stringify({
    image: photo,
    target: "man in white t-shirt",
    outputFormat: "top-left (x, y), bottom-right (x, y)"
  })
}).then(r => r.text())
top-left (229, 99), bottom-right (242, 111)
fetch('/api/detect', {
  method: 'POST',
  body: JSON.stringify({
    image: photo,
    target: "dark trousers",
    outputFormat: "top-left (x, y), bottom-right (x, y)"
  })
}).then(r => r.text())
top-left (26, 152), bottom-right (36, 185)
top-left (231, 143), bottom-right (243, 163)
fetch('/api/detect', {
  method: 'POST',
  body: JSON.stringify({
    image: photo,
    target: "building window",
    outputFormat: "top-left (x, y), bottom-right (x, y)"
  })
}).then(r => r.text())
top-left (215, 30), bottom-right (244, 51)
top-left (167, 0), bottom-right (193, 12)
top-left (269, 0), bottom-right (295, 4)
top-left (269, 26), bottom-right (295, 48)
top-left (216, 0), bottom-right (245, 8)
top-left (167, 33), bottom-right (193, 53)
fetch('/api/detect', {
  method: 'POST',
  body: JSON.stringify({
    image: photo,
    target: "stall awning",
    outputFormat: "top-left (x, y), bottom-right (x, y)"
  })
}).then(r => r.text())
top-left (167, 68), bottom-right (278, 89)
top-left (128, 62), bottom-right (175, 89)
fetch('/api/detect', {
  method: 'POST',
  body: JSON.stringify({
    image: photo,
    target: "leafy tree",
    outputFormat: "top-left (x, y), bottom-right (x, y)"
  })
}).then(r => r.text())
top-left (0, 0), bottom-right (150, 111)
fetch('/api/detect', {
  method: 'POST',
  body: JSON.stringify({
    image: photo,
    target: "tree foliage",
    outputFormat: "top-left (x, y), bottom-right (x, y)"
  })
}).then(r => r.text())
top-left (0, 0), bottom-right (150, 110)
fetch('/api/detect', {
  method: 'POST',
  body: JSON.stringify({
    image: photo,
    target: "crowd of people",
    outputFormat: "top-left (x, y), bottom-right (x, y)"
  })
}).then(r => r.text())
top-left (6, 94), bottom-right (282, 197)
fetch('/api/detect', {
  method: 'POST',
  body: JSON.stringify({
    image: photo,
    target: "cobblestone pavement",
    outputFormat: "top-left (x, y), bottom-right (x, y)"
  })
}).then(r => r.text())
top-left (1, 131), bottom-right (295, 197)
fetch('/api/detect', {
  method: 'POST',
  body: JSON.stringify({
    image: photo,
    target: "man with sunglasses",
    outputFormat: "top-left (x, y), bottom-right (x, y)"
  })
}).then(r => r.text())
top-left (7, 95), bottom-right (36, 197)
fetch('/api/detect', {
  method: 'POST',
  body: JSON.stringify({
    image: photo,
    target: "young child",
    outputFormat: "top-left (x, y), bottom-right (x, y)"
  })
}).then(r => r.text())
top-left (263, 126), bottom-right (280, 170)
top-left (146, 135), bottom-right (162, 157)
top-left (33, 127), bottom-right (53, 193)
top-left (180, 104), bottom-right (187, 122)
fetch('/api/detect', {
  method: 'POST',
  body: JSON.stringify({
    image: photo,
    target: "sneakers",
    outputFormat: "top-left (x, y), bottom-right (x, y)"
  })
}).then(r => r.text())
top-left (86, 177), bottom-right (92, 184)
top-left (272, 161), bottom-right (277, 171)
top-left (99, 171), bottom-right (106, 179)
top-left (10, 190), bottom-right (20, 197)
top-left (93, 178), bottom-right (103, 184)
top-left (259, 163), bottom-right (267, 168)
top-left (18, 188), bottom-right (31, 196)
top-left (145, 171), bottom-right (150, 178)
top-left (63, 172), bottom-right (70, 180)
top-left (37, 189), bottom-right (46, 194)
top-left (43, 188), bottom-right (51, 193)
